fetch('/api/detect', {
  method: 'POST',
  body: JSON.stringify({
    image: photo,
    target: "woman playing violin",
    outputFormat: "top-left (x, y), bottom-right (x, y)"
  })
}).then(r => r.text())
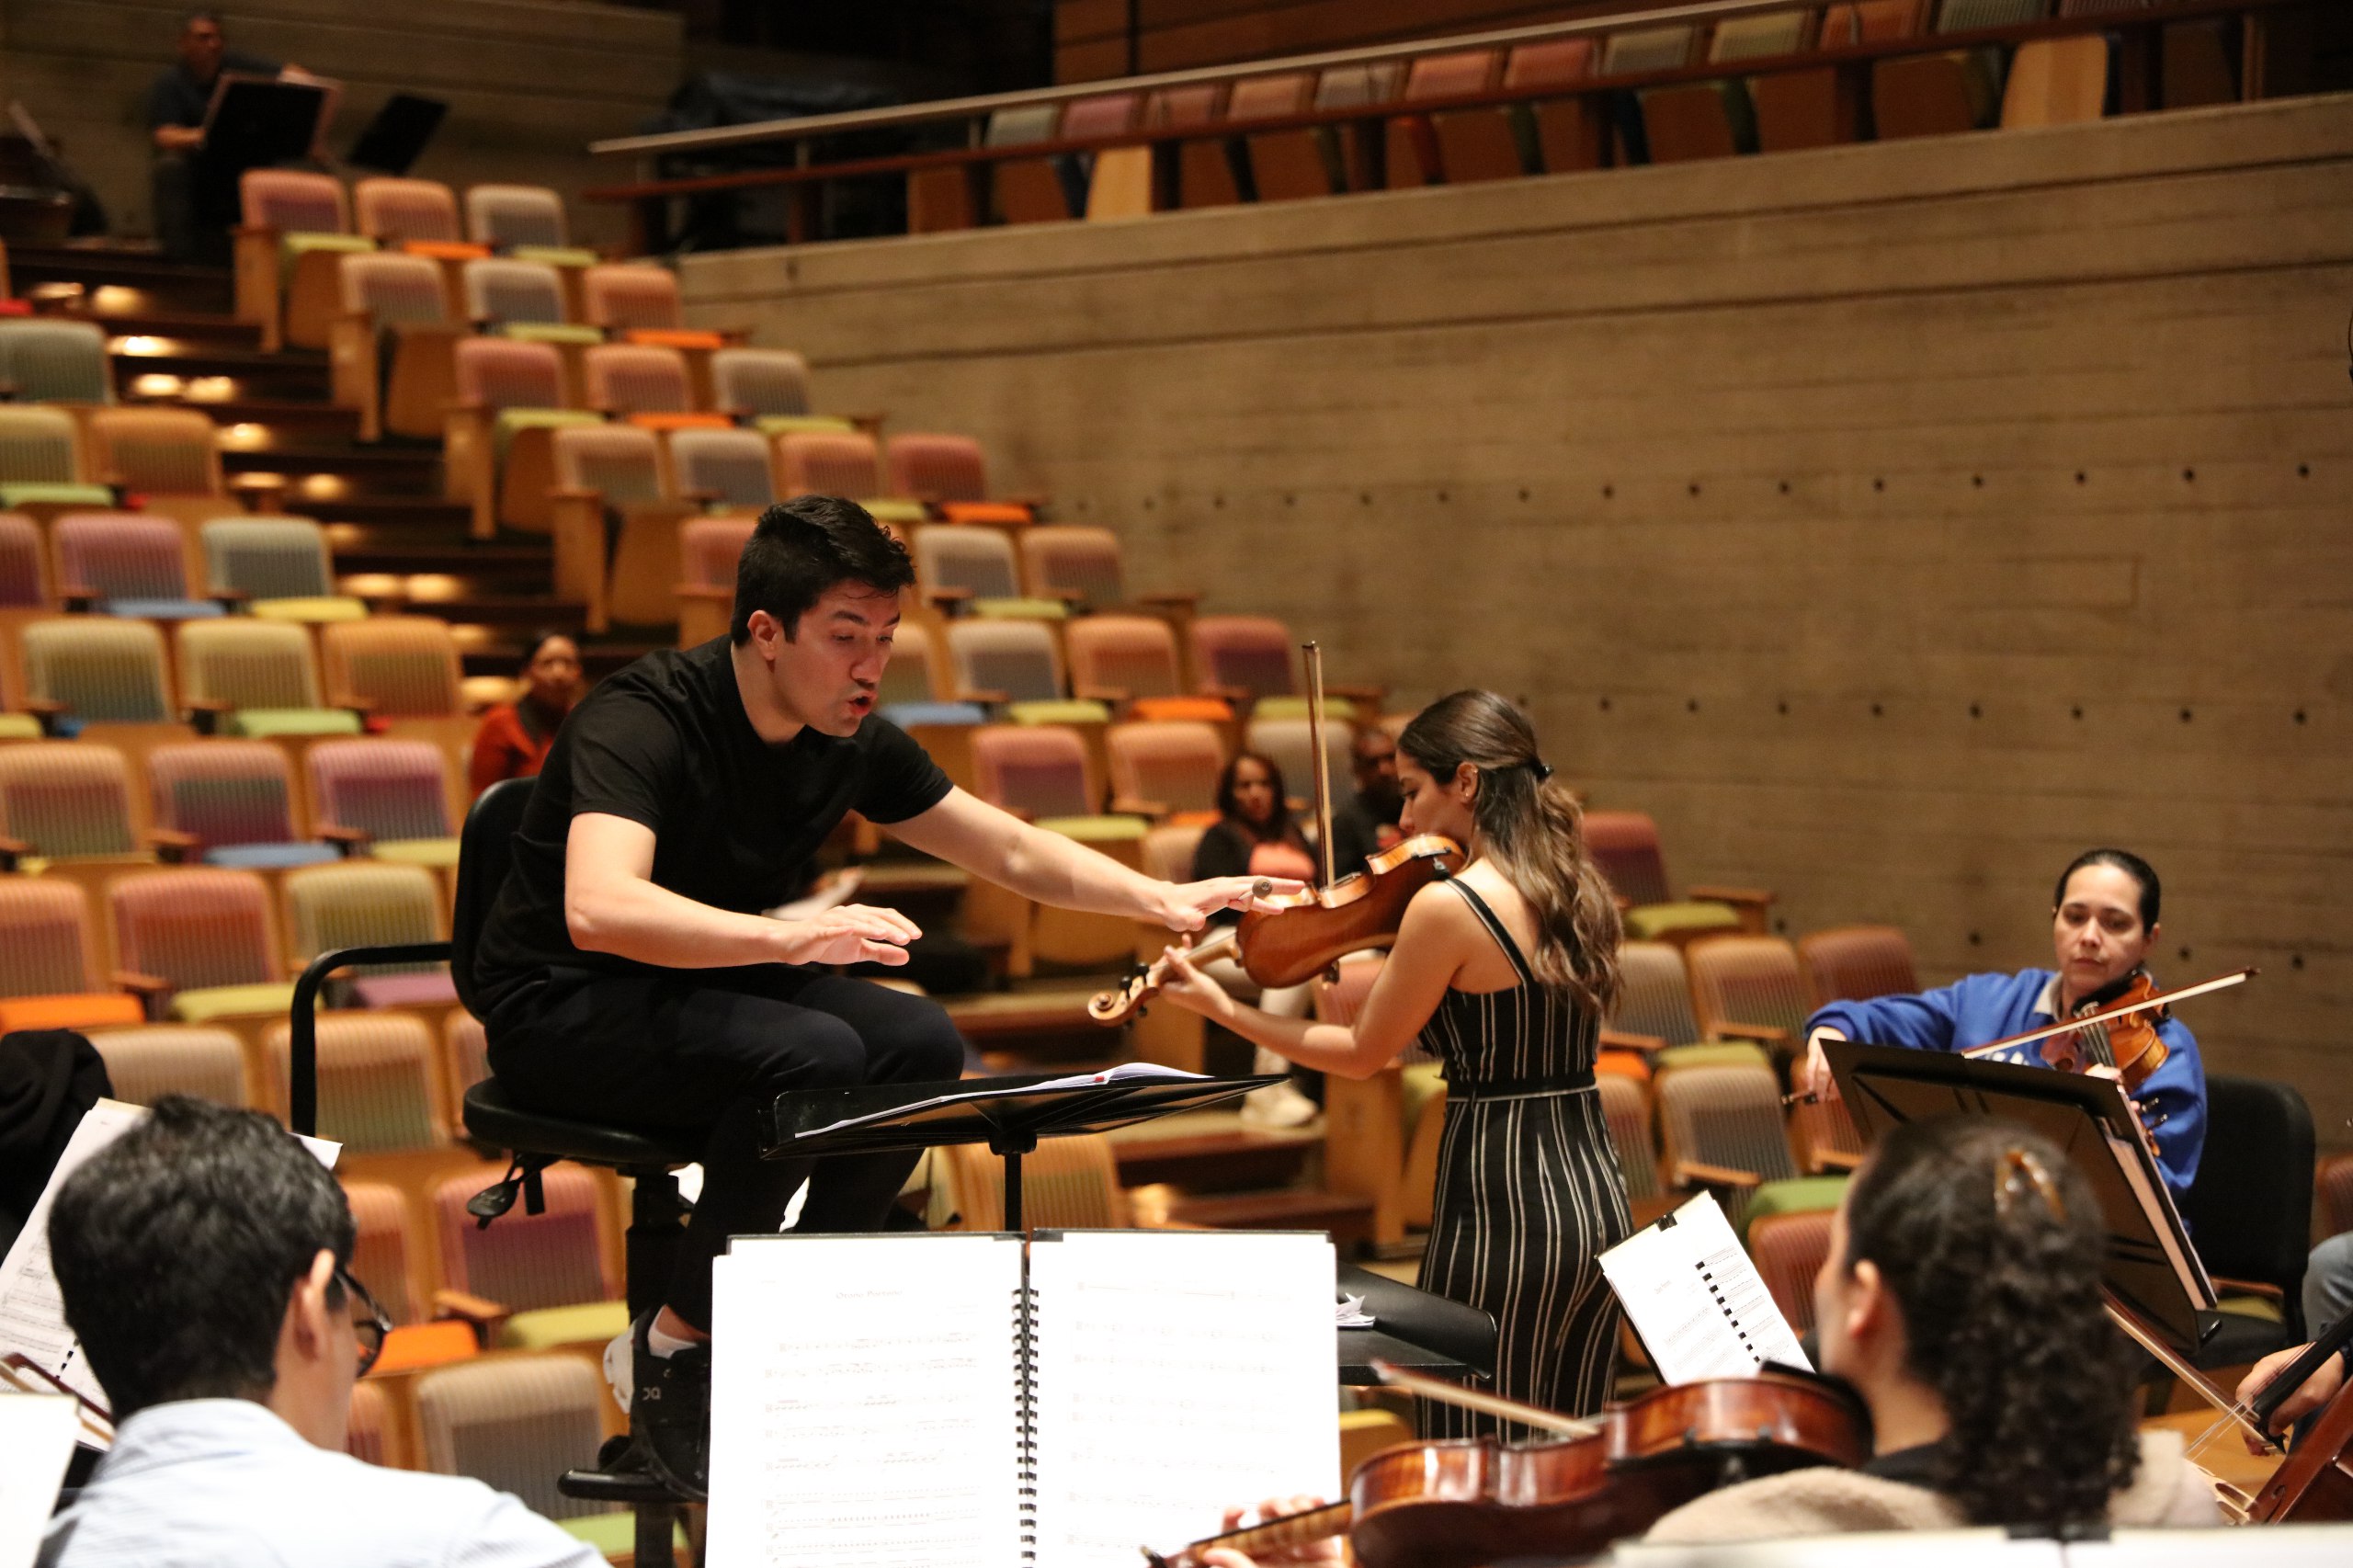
top-left (1798, 848), bottom-right (2208, 1198)
top-left (1646, 1116), bottom-right (2222, 1542)
top-left (1160, 691), bottom-right (1631, 1437)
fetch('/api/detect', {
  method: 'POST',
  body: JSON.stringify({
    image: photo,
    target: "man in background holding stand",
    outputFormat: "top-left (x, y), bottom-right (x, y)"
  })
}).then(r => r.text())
top-left (146, 9), bottom-right (313, 262)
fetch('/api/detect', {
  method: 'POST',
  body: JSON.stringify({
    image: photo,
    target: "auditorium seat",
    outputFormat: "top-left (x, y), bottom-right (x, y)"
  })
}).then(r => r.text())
top-left (989, 101), bottom-right (1080, 226)
top-left (676, 516), bottom-right (753, 649)
top-left (1684, 933), bottom-right (1813, 1062)
top-left (445, 1011), bottom-right (491, 1112)
top-left (176, 618), bottom-right (362, 742)
top-left (1188, 615), bottom-right (1298, 709)
top-left (306, 738), bottom-right (463, 883)
top-left (1104, 720), bottom-right (1224, 822)
top-left (85, 1025), bottom-right (248, 1108)
top-left (345, 1180), bottom-right (429, 1328)
top-left (1230, 72), bottom-right (1321, 202)
top-left (2000, 34), bottom-right (2110, 126)
top-left (1503, 39), bottom-right (1609, 174)
top-left (545, 423), bottom-right (699, 631)
top-left (145, 740), bottom-right (338, 874)
top-left (344, 1377), bottom-right (400, 1469)
top-left (1608, 940), bottom-right (1709, 1052)
top-left (664, 430), bottom-right (771, 522)
top-left (0, 404), bottom-right (111, 514)
top-left (444, 335), bottom-right (596, 538)
top-left (282, 860), bottom-right (456, 1019)
top-left (1872, 0), bottom-right (2044, 142)
top-left (1598, 1068), bottom-right (1665, 1208)
top-left (234, 170), bottom-right (371, 352)
top-left (0, 878), bottom-right (144, 1035)
top-left (85, 407), bottom-right (241, 533)
top-left (1152, 83), bottom-right (1240, 210)
top-left (2160, 17), bottom-right (2238, 110)
top-left (0, 738), bottom-right (169, 889)
top-left (710, 347), bottom-right (846, 436)
top-left (2315, 1153), bottom-right (2353, 1239)
top-left (462, 256), bottom-right (600, 347)
top-left (463, 184), bottom-right (600, 270)
top-left (1068, 92), bottom-right (1154, 220)
top-left (430, 1164), bottom-right (625, 1350)
top-left (1063, 613), bottom-right (1228, 722)
top-left (777, 427), bottom-right (881, 496)
top-left (1601, 26), bottom-right (1701, 165)
top-left (1386, 51), bottom-right (1502, 188)
top-left (0, 511), bottom-right (44, 615)
top-left (0, 320), bottom-right (113, 408)
top-left (945, 619), bottom-right (1108, 730)
top-left (965, 723), bottom-right (1142, 972)
top-left (16, 618), bottom-right (195, 764)
top-left (914, 524), bottom-right (1024, 614)
top-left (319, 616), bottom-right (475, 778)
top-left (2184, 1074), bottom-right (2313, 1362)
top-left (580, 264), bottom-right (726, 376)
top-left (886, 433), bottom-right (1031, 526)
top-left (1653, 1042), bottom-right (1798, 1215)
top-left (938, 1133), bottom-right (1128, 1230)
top-left (266, 1009), bottom-right (449, 1152)
top-left (108, 866), bottom-right (295, 1069)
top-left (199, 517), bottom-right (367, 624)
top-left (328, 251), bottom-right (462, 443)
top-left (1582, 809), bottom-right (1768, 943)
top-left (1245, 713), bottom-right (1350, 812)
top-left (1747, 1206), bottom-right (1837, 1332)
top-left (1018, 525), bottom-right (1141, 613)
top-left (583, 342), bottom-right (719, 429)
top-left (352, 176), bottom-right (486, 262)
top-left (1798, 924), bottom-right (1919, 1006)
top-left (52, 512), bottom-right (220, 620)
top-left (1141, 820), bottom-right (1206, 883)
top-left (411, 1356), bottom-right (626, 1550)
top-left (873, 620), bottom-right (982, 792)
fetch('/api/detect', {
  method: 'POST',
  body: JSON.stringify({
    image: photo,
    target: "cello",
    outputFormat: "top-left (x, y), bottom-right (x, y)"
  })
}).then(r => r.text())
top-left (1144, 1361), bottom-right (1871, 1568)
top-left (1090, 642), bottom-right (1461, 1026)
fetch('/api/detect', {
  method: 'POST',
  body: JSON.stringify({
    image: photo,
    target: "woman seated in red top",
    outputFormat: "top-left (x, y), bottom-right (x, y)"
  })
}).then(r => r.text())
top-left (1188, 751), bottom-right (1323, 1127)
top-left (468, 632), bottom-right (583, 795)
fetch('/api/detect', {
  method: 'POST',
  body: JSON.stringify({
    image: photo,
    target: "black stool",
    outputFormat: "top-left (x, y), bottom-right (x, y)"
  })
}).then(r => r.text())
top-left (289, 777), bottom-right (703, 1562)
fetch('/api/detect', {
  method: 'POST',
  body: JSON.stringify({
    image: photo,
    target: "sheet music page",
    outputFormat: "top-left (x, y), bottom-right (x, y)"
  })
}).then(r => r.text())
top-left (1028, 1231), bottom-right (1337, 1568)
top-left (1599, 1193), bottom-right (1810, 1383)
top-left (0, 1395), bottom-right (77, 1563)
top-left (706, 1233), bottom-right (1025, 1568)
top-left (0, 1102), bottom-right (339, 1420)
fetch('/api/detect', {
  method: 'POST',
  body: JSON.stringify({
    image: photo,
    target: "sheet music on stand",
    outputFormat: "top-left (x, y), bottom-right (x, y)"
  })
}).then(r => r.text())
top-left (1823, 1040), bottom-right (2214, 1351)
top-left (1600, 1193), bottom-right (1812, 1383)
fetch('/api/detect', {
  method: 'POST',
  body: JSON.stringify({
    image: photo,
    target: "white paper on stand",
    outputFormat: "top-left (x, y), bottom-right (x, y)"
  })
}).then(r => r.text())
top-left (1599, 1193), bottom-right (1810, 1383)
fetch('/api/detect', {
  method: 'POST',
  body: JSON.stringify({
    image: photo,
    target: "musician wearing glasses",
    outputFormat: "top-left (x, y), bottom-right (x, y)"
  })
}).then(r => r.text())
top-left (1797, 848), bottom-right (2208, 1198)
top-left (39, 1096), bottom-right (601, 1568)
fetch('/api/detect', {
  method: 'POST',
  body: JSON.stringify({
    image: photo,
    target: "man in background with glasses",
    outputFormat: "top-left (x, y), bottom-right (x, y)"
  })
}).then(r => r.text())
top-left (38, 1096), bottom-right (599, 1568)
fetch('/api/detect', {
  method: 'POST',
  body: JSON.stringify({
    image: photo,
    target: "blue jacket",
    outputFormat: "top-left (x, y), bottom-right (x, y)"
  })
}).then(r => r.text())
top-left (1806, 968), bottom-right (2205, 1199)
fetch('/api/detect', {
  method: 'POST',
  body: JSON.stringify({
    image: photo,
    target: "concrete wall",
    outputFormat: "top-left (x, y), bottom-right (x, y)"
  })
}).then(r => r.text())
top-left (0, 0), bottom-right (680, 245)
top-left (680, 96), bottom-right (2353, 1148)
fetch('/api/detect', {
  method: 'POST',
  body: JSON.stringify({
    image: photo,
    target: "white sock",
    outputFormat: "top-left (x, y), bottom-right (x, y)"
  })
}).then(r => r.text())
top-left (647, 1319), bottom-right (699, 1359)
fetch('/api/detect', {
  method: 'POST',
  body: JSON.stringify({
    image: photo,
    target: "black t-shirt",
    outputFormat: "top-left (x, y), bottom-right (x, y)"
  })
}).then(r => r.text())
top-left (472, 639), bottom-right (952, 997)
top-left (1329, 790), bottom-right (1402, 879)
top-left (146, 54), bottom-right (281, 131)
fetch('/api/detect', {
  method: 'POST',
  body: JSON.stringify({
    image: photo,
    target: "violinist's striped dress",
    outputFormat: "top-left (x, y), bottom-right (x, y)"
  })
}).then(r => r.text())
top-left (1416, 880), bottom-right (1631, 1441)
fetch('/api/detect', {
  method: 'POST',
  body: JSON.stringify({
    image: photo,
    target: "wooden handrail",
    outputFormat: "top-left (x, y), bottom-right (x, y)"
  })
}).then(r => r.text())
top-left (582, 0), bottom-right (2290, 206)
top-left (588, 0), bottom-right (2292, 166)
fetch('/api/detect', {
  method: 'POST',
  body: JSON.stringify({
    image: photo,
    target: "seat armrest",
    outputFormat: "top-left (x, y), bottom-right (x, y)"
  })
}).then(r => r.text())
top-left (430, 1288), bottom-right (513, 1340)
top-left (1711, 1021), bottom-right (1793, 1051)
top-left (925, 586), bottom-right (974, 612)
top-left (227, 473), bottom-right (286, 513)
top-left (1108, 796), bottom-right (1169, 820)
top-left (953, 687), bottom-right (1010, 706)
top-left (1673, 1159), bottom-right (1763, 1191)
top-left (1327, 682), bottom-right (1387, 705)
top-left (2209, 1276), bottom-right (2285, 1304)
top-left (1688, 884), bottom-right (1775, 911)
top-left (1597, 1028), bottom-right (1668, 1056)
top-left (1136, 592), bottom-right (1199, 611)
top-left (1074, 684), bottom-right (1130, 704)
top-left (210, 587), bottom-right (251, 610)
top-left (0, 835), bottom-right (26, 870)
top-left (185, 698), bottom-right (230, 735)
top-left (1810, 1148), bottom-right (1864, 1174)
top-left (148, 829), bottom-right (201, 863)
top-left (321, 825), bottom-right (373, 857)
top-left (1202, 684), bottom-right (1252, 706)
top-left (112, 970), bottom-right (172, 999)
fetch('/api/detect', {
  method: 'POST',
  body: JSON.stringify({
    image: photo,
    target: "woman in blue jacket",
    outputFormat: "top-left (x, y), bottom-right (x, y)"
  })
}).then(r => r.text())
top-left (1798, 848), bottom-right (2206, 1199)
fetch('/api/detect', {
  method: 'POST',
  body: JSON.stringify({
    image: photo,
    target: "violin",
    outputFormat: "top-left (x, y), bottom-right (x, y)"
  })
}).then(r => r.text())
top-left (1090, 640), bottom-right (1463, 1027)
top-left (1145, 1361), bottom-right (1871, 1568)
top-left (1955, 967), bottom-right (2253, 1096)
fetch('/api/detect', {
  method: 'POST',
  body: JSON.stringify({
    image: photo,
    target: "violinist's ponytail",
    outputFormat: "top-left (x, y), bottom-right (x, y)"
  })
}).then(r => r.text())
top-left (1399, 692), bottom-right (1622, 1014)
top-left (1842, 1119), bottom-right (2141, 1528)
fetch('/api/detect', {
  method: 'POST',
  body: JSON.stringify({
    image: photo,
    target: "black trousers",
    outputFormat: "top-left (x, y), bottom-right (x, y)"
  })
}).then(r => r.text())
top-left (483, 963), bottom-right (967, 1329)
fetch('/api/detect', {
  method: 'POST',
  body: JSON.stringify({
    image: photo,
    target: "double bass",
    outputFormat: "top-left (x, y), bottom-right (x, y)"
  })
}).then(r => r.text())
top-left (1090, 642), bottom-right (1461, 1026)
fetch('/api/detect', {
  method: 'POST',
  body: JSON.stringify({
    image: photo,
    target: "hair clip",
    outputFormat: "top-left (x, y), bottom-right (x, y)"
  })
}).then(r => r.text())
top-left (1995, 1147), bottom-right (2065, 1221)
top-left (1529, 757), bottom-right (1553, 782)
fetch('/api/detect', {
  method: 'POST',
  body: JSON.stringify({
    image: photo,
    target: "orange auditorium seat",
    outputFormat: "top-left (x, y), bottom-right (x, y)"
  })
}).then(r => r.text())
top-left (1387, 51), bottom-right (1502, 188)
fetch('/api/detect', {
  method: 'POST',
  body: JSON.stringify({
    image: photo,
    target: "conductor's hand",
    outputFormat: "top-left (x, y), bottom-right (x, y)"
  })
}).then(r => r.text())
top-left (1155, 942), bottom-right (1236, 1026)
top-left (2236, 1342), bottom-right (2345, 1452)
top-left (1156, 876), bottom-right (1306, 933)
top-left (1199, 1496), bottom-right (1343, 1568)
top-left (773, 903), bottom-right (921, 967)
top-left (1800, 1027), bottom-right (1847, 1103)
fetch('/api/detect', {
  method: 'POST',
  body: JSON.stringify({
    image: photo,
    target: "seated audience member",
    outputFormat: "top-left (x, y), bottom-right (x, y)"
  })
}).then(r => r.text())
top-left (1190, 751), bottom-right (1321, 1127)
top-left (40, 1096), bottom-right (599, 1568)
top-left (1800, 848), bottom-right (2206, 1198)
top-left (1328, 725), bottom-right (1404, 879)
top-left (1646, 1117), bottom-right (2222, 1541)
top-left (470, 632), bottom-right (585, 795)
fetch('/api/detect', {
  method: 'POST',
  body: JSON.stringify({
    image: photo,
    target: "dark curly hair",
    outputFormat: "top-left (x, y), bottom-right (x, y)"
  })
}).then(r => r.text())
top-left (1841, 1116), bottom-right (2140, 1529)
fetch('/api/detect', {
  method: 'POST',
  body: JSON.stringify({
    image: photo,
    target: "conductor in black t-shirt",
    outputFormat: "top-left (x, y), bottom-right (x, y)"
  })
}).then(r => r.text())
top-left (470, 496), bottom-right (1297, 1499)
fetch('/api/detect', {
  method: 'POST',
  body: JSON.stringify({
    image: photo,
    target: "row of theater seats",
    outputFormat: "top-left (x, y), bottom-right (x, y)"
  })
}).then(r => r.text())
top-left (919, 0), bottom-right (2227, 231)
top-left (0, 507), bottom-right (352, 622)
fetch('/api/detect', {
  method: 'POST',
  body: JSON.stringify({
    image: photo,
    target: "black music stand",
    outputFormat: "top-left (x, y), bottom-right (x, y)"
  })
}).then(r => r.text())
top-left (763, 1070), bottom-right (1276, 1232)
top-left (202, 74), bottom-right (334, 176)
top-left (1823, 1040), bottom-right (2214, 1352)
top-left (1337, 1261), bottom-right (1495, 1385)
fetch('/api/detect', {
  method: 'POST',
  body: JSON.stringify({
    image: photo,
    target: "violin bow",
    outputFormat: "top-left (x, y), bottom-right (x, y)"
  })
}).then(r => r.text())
top-left (1957, 968), bottom-right (2256, 1063)
top-left (1303, 640), bottom-right (1337, 890)
top-left (1370, 1358), bottom-right (1602, 1438)
top-left (2102, 1293), bottom-right (2283, 1457)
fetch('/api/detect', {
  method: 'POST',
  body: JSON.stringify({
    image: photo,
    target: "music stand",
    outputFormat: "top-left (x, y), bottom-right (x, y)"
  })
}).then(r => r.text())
top-left (1337, 1260), bottom-right (1496, 1384)
top-left (763, 1070), bottom-right (1276, 1232)
top-left (1823, 1040), bottom-right (2215, 1352)
top-left (347, 93), bottom-right (448, 176)
top-left (201, 73), bottom-right (335, 176)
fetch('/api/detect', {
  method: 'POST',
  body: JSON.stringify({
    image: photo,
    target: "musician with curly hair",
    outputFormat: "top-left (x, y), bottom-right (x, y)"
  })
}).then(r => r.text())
top-left (1645, 1117), bottom-right (2224, 1541)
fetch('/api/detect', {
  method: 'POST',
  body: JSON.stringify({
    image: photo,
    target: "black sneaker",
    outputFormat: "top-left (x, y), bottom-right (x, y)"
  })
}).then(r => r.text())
top-left (630, 1311), bottom-right (710, 1502)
